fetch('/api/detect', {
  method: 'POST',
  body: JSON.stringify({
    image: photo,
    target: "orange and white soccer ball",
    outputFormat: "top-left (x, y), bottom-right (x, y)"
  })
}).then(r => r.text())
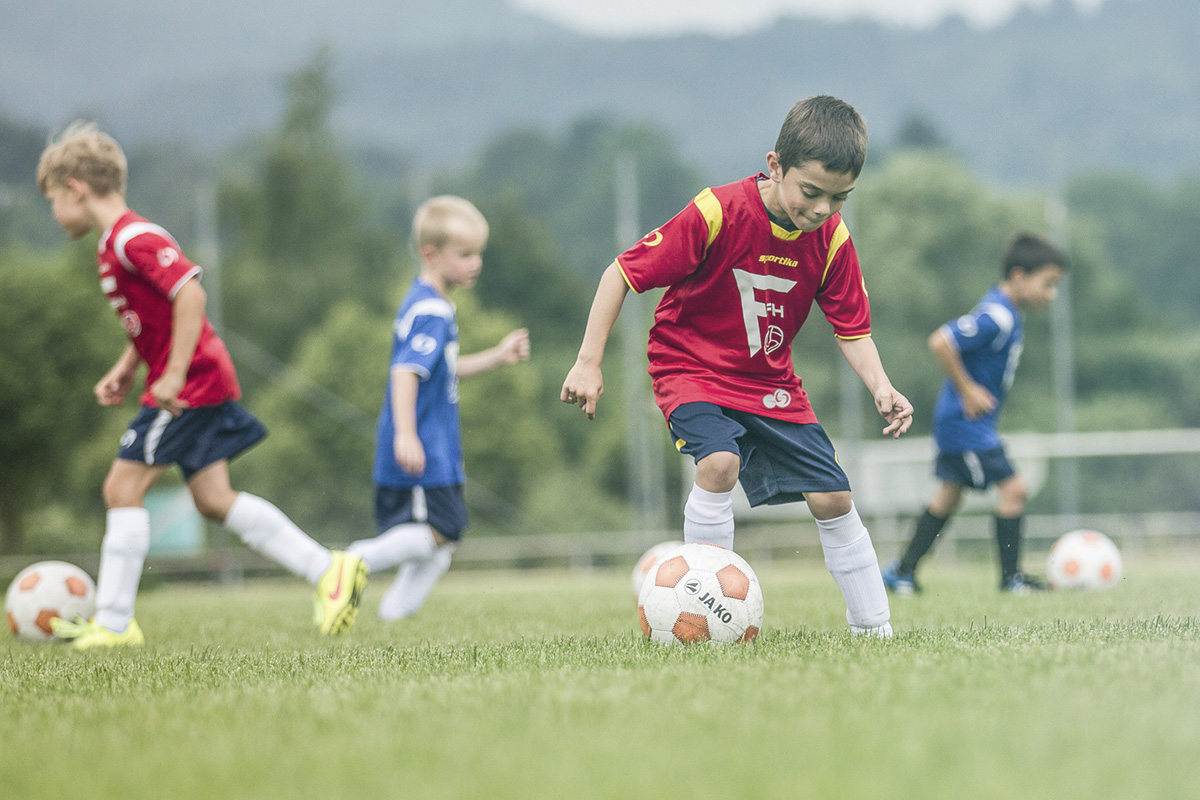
top-left (630, 540), bottom-right (684, 599)
top-left (1046, 529), bottom-right (1123, 591)
top-left (637, 543), bottom-right (763, 645)
top-left (5, 560), bottom-right (97, 641)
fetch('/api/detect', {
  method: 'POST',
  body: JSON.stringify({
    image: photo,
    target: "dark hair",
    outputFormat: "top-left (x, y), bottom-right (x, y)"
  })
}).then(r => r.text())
top-left (1003, 232), bottom-right (1069, 277)
top-left (774, 95), bottom-right (868, 177)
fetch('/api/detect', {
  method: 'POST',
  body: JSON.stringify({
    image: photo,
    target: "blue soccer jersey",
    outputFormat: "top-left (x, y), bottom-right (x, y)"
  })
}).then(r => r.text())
top-left (932, 286), bottom-right (1023, 453)
top-left (373, 279), bottom-right (464, 489)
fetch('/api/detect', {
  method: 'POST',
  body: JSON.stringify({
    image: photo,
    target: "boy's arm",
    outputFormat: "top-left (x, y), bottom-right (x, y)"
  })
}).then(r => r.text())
top-left (95, 343), bottom-right (142, 406)
top-left (457, 328), bottom-right (530, 379)
top-left (561, 261), bottom-right (630, 420)
top-left (390, 368), bottom-right (425, 476)
top-left (836, 336), bottom-right (914, 438)
top-left (148, 277), bottom-right (206, 416)
top-left (928, 329), bottom-right (996, 419)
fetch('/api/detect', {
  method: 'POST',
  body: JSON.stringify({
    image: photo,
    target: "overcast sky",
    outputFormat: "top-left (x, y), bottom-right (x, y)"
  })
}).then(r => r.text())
top-left (512, 0), bottom-right (1106, 36)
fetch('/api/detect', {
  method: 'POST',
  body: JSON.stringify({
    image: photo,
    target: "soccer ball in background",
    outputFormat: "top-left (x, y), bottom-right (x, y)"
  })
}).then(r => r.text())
top-left (630, 540), bottom-right (684, 599)
top-left (5, 561), bottom-right (97, 641)
top-left (638, 543), bottom-right (763, 645)
top-left (1046, 529), bottom-right (1123, 591)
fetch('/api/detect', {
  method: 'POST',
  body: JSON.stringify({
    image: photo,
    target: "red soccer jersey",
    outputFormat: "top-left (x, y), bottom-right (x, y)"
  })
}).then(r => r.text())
top-left (617, 174), bottom-right (871, 423)
top-left (97, 211), bottom-right (240, 407)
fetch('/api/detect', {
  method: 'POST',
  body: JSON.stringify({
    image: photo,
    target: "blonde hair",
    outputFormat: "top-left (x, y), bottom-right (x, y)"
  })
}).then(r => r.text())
top-left (36, 121), bottom-right (128, 196)
top-left (411, 195), bottom-right (489, 252)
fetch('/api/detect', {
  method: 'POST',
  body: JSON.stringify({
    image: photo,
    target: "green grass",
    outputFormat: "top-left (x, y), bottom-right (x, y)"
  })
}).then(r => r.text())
top-left (3, 556), bottom-right (1199, 799)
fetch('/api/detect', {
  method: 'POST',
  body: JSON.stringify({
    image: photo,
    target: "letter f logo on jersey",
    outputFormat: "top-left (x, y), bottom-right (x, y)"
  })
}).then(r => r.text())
top-left (732, 269), bottom-right (797, 357)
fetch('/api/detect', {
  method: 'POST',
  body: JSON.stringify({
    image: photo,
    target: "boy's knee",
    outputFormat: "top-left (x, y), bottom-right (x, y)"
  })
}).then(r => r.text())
top-left (996, 476), bottom-right (1028, 515)
top-left (806, 490), bottom-right (853, 520)
top-left (695, 450), bottom-right (740, 492)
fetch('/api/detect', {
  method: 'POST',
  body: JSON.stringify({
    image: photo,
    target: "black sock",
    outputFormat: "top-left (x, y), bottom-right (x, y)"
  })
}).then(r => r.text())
top-left (995, 515), bottom-right (1022, 584)
top-left (898, 509), bottom-right (950, 575)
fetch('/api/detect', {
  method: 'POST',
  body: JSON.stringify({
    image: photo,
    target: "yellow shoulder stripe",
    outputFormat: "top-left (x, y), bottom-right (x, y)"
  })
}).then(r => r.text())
top-left (693, 188), bottom-right (723, 250)
top-left (821, 219), bottom-right (851, 287)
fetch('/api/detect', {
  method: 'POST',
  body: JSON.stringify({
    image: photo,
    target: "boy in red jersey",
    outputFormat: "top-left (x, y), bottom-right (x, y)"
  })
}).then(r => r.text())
top-left (562, 96), bottom-right (912, 636)
top-left (37, 122), bottom-right (366, 648)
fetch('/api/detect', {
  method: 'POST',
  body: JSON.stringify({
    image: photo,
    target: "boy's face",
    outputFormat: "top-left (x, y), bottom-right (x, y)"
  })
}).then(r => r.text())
top-left (423, 224), bottom-right (486, 291)
top-left (1010, 263), bottom-right (1065, 310)
top-left (763, 155), bottom-right (856, 233)
top-left (44, 180), bottom-right (94, 239)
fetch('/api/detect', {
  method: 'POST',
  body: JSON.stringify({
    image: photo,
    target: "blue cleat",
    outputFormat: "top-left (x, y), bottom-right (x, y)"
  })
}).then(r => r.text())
top-left (882, 560), bottom-right (921, 596)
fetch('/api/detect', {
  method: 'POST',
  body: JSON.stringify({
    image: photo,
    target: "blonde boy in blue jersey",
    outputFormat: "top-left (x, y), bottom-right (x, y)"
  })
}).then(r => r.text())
top-left (344, 196), bottom-right (529, 620)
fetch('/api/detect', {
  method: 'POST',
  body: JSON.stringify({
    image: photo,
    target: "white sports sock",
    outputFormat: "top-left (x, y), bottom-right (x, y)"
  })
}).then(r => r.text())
top-left (683, 484), bottom-right (735, 549)
top-left (94, 507), bottom-right (151, 633)
top-left (346, 523), bottom-right (436, 574)
top-left (224, 493), bottom-right (331, 584)
top-left (816, 503), bottom-right (893, 637)
top-left (377, 543), bottom-right (455, 621)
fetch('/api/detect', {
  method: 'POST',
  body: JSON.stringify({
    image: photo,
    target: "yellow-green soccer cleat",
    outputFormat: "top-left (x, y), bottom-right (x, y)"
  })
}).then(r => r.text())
top-left (51, 617), bottom-right (145, 650)
top-left (314, 551), bottom-right (368, 635)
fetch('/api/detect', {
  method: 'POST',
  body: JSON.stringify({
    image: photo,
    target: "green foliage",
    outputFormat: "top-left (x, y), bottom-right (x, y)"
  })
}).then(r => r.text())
top-left (218, 48), bottom-right (398, 366)
top-left (456, 116), bottom-right (702, 280)
top-left (235, 299), bottom-right (387, 542)
top-left (0, 247), bottom-right (124, 551)
top-left (1068, 172), bottom-right (1200, 326)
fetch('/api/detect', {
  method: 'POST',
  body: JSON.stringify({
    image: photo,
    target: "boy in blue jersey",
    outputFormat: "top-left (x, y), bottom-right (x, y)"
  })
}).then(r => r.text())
top-left (884, 233), bottom-right (1067, 594)
top-left (346, 196), bottom-right (529, 620)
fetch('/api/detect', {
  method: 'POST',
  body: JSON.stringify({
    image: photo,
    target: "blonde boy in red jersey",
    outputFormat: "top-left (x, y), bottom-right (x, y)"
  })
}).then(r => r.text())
top-left (37, 122), bottom-right (366, 648)
top-left (562, 96), bottom-right (912, 636)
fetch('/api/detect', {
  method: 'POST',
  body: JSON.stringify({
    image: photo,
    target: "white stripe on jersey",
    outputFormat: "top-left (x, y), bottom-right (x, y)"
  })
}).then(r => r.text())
top-left (977, 302), bottom-right (1016, 351)
top-left (112, 221), bottom-right (182, 273)
top-left (395, 297), bottom-right (455, 340)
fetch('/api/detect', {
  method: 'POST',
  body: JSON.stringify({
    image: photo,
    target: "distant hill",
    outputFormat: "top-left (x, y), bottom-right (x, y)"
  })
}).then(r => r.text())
top-left (2, 0), bottom-right (1197, 185)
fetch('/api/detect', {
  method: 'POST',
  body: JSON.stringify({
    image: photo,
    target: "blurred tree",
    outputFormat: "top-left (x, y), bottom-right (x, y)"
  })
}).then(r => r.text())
top-left (1067, 172), bottom-right (1200, 326)
top-left (219, 46), bottom-right (399, 368)
top-left (0, 249), bottom-right (124, 552)
top-left (894, 111), bottom-right (951, 151)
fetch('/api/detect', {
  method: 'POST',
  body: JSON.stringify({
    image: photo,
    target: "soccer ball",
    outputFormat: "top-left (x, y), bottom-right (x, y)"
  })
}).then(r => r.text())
top-left (637, 543), bottom-right (763, 645)
top-left (630, 540), bottom-right (684, 599)
top-left (1046, 529), bottom-right (1123, 591)
top-left (5, 561), bottom-right (97, 641)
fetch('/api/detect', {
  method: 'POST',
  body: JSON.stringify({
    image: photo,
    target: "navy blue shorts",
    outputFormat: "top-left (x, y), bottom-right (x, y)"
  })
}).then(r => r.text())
top-left (374, 484), bottom-right (468, 541)
top-left (117, 403), bottom-right (267, 480)
top-left (935, 447), bottom-right (1016, 490)
top-left (667, 402), bottom-right (850, 507)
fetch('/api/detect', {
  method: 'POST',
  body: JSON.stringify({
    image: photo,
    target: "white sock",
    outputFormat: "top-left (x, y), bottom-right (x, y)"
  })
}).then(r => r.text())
top-left (224, 493), bottom-right (331, 584)
top-left (684, 484), bottom-right (735, 549)
top-left (346, 523), bottom-right (436, 573)
top-left (817, 504), bottom-right (893, 637)
top-left (94, 507), bottom-right (151, 633)
top-left (377, 544), bottom-right (455, 621)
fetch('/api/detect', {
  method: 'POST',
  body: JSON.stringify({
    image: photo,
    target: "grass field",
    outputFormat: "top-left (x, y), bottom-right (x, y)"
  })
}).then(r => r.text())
top-left (3, 554), bottom-right (1199, 800)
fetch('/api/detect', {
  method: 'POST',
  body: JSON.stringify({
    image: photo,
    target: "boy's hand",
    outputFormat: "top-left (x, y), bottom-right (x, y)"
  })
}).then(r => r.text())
top-left (95, 366), bottom-right (136, 407)
top-left (394, 432), bottom-right (426, 476)
top-left (499, 328), bottom-right (531, 365)
top-left (875, 386), bottom-right (914, 439)
top-left (149, 372), bottom-right (188, 417)
top-left (959, 382), bottom-right (997, 420)
top-left (561, 362), bottom-right (603, 420)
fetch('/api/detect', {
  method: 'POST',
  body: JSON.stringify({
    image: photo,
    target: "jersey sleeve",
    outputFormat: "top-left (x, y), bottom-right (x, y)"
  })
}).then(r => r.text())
top-left (615, 191), bottom-right (718, 293)
top-left (942, 303), bottom-right (1010, 354)
top-left (815, 226), bottom-right (871, 339)
top-left (392, 311), bottom-right (451, 380)
top-left (117, 227), bottom-right (200, 299)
